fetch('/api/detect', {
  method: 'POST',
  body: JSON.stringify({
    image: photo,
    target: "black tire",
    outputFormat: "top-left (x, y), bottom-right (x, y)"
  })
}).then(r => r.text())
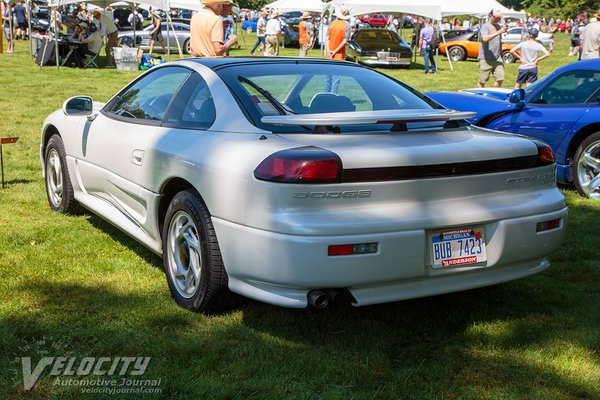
top-left (183, 39), bottom-right (191, 55)
top-left (448, 46), bottom-right (466, 61)
top-left (44, 135), bottom-right (81, 214)
top-left (162, 189), bottom-right (237, 314)
top-left (502, 50), bottom-right (515, 64)
top-left (573, 132), bottom-right (600, 200)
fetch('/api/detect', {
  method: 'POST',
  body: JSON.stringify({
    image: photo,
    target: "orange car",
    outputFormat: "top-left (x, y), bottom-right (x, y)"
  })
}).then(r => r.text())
top-left (438, 30), bottom-right (517, 63)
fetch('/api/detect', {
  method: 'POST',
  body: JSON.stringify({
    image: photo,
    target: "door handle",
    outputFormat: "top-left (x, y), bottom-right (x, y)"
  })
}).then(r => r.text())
top-left (131, 149), bottom-right (144, 166)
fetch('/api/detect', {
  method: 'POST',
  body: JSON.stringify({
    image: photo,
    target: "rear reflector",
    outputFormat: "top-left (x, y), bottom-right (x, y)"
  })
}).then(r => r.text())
top-left (328, 243), bottom-right (378, 256)
top-left (254, 146), bottom-right (342, 184)
top-left (536, 218), bottom-right (561, 232)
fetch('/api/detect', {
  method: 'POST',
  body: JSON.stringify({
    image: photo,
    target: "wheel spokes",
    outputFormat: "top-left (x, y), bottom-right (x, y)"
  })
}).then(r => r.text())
top-left (168, 211), bottom-right (202, 298)
top-left (581, 152), bottom-right (600, 172)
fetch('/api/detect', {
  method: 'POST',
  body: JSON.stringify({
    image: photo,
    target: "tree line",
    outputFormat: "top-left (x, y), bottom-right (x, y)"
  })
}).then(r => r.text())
top-left (236, 0), bottom-right (600, 20)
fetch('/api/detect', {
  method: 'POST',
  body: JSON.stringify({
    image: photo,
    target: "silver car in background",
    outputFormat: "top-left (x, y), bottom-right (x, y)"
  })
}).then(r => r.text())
top-left (117, 22), bottom-right (191, 54)
top-left (40, 58), bottom-right (567, 314)
top-left (503, 27), bottom-right (555, 49)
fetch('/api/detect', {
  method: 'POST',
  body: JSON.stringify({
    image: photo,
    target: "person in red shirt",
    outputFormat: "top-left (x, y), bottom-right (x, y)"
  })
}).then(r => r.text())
top-left (326, 6), bottom-right (351, 60)
top-left (298, 12), bottom-right (314, 57)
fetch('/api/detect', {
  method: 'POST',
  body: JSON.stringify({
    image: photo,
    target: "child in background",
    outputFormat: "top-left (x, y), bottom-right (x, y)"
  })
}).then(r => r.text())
top-left (510, 28), bottom-right (550, 88)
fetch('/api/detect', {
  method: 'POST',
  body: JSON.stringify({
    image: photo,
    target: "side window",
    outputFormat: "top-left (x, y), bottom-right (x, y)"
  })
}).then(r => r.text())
top-left (530, 70), bottom-right (600, 105)
top-left (106, 67), bottom-right (190, 121)
top-left (163, 72), bottom-right (216, 129)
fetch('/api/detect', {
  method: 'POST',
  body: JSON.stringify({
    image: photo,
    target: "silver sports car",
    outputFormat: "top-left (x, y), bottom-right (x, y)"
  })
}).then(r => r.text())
top-left (41, 58), bottom-right (567, 313)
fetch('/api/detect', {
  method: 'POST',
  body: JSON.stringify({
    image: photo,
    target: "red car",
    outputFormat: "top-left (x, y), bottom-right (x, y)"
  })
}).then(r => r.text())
top-left (360, 14), bottom-right (389, 28)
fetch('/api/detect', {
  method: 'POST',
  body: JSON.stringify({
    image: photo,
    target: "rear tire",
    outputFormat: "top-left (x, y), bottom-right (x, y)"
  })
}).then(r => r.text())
top-left (44, 135), bottom-right (81, 214)
top-left (448, 46), bottom-right (465, 61)
top-left (183, 39), bottom-right (191, 55)
top-left (162, 189), bottom-right (238, 314)
top-left (502, 50), bottom-right (515, 64)
top-left (573, 132), bottom-right (600, 201)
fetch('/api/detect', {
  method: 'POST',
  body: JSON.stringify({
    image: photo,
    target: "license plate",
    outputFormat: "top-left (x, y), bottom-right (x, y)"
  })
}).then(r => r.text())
top-left (387, 56), bottom-right (398, 61)
top-left (430, 228), bottom-right (487, 268)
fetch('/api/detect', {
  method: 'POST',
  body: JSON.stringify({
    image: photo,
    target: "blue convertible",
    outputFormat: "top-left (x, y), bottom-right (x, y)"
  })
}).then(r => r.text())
top-left (427, 59), bottom-right (600, 201)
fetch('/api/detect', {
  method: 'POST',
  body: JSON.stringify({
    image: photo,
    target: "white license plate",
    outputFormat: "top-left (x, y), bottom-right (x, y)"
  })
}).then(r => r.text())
top-left (387, 56), bottom-right (398, 61)
top-left (430, 228), bottom-right (487, 268)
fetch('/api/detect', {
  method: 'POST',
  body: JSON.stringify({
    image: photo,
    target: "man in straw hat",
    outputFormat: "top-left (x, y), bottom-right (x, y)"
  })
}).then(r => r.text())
top-left (477, 9), bottom-right (508, 88)
top-left (264, 9), bottom-right (283, 56)
top-left (190, 0), bottom-right (238, 57)
top-left (581, 11), bottom-right (600, 59)
top-left (326, 6), bottom-right (351, 60)
top-left (298, 11), bottom-right (314, 57)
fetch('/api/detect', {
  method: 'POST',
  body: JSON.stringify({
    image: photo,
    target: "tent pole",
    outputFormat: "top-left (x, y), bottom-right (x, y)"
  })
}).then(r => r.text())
top-left (438, 20), bottom-right (452, 72)
top-left (27, 0), bottom-right (32, 59)
top-left (54, 4), bottom-right (59, 69)
top-left (133, 2), bottom-right (137, 51)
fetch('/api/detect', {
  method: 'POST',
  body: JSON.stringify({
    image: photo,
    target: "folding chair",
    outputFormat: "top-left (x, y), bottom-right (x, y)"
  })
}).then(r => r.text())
top-left (83, 52), bottom-right (99, 68)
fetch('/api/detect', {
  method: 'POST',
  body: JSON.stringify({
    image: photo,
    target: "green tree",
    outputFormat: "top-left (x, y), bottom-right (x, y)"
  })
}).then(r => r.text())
top-left (237, 0), bottom-right (271, 10)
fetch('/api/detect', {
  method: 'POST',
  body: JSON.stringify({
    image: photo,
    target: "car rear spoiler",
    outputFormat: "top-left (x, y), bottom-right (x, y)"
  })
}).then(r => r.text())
top-left (261, 109), bottom-right (477, 126)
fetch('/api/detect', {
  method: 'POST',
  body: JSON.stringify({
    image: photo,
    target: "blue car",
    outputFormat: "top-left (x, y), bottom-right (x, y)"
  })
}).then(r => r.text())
top-left (427, 59), bottom-right (600, 201)
top-left (242, 17), bottom-right (258, 33)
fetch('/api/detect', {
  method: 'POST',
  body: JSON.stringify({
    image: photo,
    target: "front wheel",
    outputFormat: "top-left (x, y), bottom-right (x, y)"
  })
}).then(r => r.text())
top-left (448, 46), bottom-right (465, 61)
top-left (502, 50), bottom-right (515, 64)
top-left (162, 189), bottom-right (237, 313)
top-left (183, 39), bottom-right (191, 55)
top-left (246, 26), bottom-right (253, 34)
top-left (573, 132), bottom-right (600, 201)
top-left (44, 135), bottom-right (81, 214)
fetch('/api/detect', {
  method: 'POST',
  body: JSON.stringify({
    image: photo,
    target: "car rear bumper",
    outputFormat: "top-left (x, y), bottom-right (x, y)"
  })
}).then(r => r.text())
top-left (214, 206), bottom-right (567, 308)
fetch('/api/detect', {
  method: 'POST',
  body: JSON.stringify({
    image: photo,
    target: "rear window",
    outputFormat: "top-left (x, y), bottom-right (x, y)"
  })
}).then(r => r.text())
top-left (217, 62), bottom-right (439, 133)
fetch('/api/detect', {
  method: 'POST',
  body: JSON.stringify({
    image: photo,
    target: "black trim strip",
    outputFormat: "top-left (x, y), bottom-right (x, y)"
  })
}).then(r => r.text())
top-left (342, 155), bottom-right (550, 182)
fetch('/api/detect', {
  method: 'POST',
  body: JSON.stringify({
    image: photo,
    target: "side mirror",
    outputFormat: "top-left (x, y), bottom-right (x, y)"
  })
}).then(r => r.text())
top-left (508, 89), bottom-right (526, 108)
top-left (62, 96), bottom-right (93, 116)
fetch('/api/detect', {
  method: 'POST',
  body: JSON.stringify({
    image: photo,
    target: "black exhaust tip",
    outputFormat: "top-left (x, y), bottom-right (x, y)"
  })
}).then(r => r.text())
top-left (308, 290), bottom-right (330, 309)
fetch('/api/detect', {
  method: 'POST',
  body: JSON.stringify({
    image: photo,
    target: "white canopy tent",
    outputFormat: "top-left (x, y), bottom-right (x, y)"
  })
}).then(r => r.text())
top-left (46, 0), bottom-right (192, 66)
top-left (263, 0), bottom-right (324, 13)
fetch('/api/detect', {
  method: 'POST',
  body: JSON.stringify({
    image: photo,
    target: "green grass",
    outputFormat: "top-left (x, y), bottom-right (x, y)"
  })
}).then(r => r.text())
top-left (1, 32), bottom-right (599, 399)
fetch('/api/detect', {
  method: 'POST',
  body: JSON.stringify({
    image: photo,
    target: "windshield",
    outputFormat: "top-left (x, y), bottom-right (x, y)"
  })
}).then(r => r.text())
top-left (218, 62), bottom-right (440, 133)
top-left (524, 72), bottom-right (553, 98)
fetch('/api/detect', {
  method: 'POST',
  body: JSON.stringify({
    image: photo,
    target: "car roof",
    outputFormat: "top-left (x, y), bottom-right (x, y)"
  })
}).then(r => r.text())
top-left (557, 58), bottom-right (600, 72)
top-left (183, 57), bottom-right (352, 70)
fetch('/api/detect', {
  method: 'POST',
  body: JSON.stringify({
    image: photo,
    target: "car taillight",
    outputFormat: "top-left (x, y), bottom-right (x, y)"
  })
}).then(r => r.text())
top-left (535, 142), bottom-right (555, 165)
top-left (254, 146), bottom-right (342, 183)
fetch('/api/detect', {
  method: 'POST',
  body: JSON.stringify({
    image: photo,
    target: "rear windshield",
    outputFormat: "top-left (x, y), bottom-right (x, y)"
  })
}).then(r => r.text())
top-left (217, 62), bottom-right (441, 133)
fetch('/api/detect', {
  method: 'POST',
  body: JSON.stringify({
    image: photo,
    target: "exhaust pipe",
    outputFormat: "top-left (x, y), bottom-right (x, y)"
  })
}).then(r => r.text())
top-left (308, 290), bottom-right (330, 309)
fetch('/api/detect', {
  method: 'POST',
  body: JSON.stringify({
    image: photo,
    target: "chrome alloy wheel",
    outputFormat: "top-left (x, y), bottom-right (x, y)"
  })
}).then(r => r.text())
top-left (45, 148), bottom-right (64, 208)
top-left (166, 211), bottom-right (202, 298)
top-left (577, 140), bottom-right (600, 200)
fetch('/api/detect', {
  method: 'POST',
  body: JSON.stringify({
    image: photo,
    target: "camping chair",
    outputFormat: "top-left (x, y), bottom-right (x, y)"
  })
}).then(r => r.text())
top-left (83, 52), bottom-right (99, 68)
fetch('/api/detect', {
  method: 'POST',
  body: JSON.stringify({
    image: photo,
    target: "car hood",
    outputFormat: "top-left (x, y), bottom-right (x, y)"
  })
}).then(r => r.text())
top-left (425, 91), bottom-right (515, 124)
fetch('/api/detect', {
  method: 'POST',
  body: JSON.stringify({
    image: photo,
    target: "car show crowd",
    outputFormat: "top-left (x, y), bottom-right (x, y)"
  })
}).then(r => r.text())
top-left (1, 0), bottom-right (599, 80)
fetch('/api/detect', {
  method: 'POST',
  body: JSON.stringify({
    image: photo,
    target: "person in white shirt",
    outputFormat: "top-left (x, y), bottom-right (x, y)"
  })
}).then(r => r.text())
top-left (581, 12), bottom-right (600, 60)
top-left (74, 21), bottom-right (102, 66)
top-left (510, 28), bottom-right (550, 88)
top-left (128, 7), bottom-right (144, 30)
top-left (249, 9), bottom-right (267, 55)
top-left (102, 9), bottom-right (119, 67)
top-left (264, 10), bottom-right (282, 56)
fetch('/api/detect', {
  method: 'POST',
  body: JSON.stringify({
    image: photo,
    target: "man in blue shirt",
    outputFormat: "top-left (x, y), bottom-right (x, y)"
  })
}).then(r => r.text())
top-left (13, 1), bottom-right (27, 40)
top-left (418, 20), bottom-right (436, 74)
